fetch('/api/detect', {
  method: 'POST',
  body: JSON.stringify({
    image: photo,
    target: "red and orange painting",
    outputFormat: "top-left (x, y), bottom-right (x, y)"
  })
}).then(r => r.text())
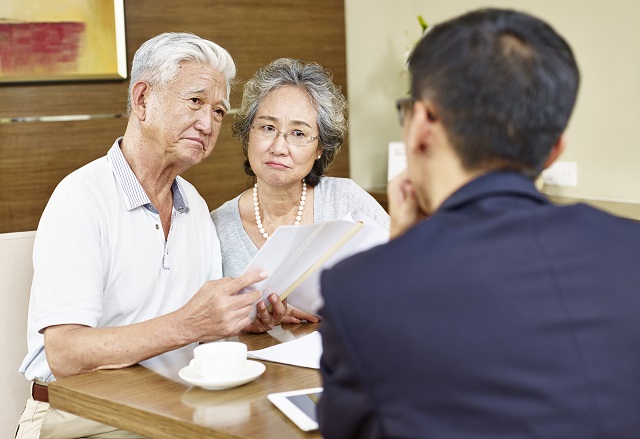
top-left (0, 0), bottom-right (126, 83)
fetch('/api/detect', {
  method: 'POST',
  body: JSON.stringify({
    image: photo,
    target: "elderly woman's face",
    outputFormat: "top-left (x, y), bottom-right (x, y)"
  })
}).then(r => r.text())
top-left (248, 85), bottom-right (321, 188)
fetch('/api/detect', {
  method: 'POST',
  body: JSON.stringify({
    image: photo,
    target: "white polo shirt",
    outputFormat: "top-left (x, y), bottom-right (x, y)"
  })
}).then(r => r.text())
top-left (20, 139), bottom-right (222, 382)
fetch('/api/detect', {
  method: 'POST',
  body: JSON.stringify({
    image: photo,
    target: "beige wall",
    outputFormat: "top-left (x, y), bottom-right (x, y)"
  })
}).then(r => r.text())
top-left (345, 0), bottom-right (640, 207)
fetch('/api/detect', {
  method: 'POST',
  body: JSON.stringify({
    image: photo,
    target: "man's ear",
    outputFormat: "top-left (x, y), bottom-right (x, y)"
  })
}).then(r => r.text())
top-left (130, 81), bottom-right (150, 120)
top-left (543, 132), bottom-right (568, 169)
top-left (406, 99), bottom-right (439, 156)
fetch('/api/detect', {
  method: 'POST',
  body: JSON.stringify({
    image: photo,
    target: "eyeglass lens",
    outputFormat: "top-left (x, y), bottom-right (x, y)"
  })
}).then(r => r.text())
top-left (251, 125), bottom-right (316, 146)
top-left (396, 98), bottom-right (414, 125)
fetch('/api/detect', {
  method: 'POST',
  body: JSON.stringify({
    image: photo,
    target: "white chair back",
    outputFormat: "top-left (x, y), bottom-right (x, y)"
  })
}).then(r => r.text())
top-left (0, 231), bottom-right (36, 435)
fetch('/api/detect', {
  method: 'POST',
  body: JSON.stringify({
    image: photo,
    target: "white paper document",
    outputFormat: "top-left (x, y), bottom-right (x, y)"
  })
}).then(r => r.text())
top-left (388, 141), bottom-right (407, 181)
top-left (241, 211), bottom-right (389, 318)
top-left (248, 331), bottom-right (322, 369)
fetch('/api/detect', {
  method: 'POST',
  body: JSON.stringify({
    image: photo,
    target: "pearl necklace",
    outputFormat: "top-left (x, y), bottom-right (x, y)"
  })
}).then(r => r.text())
top-left (253, 180), bottom-right (307, 239)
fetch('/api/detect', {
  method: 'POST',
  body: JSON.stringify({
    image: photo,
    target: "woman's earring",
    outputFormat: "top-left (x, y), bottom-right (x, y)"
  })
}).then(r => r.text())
top-left (316, 155), bottom-right (321, 160)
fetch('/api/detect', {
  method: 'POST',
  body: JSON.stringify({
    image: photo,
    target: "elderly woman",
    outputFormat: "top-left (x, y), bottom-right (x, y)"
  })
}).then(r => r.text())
top-left (211, 58), bottom-right (389, 322)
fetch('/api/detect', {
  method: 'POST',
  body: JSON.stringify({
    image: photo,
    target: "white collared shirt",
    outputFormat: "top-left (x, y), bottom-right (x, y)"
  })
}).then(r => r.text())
top-left (20, 139), bottom-right (222, 382)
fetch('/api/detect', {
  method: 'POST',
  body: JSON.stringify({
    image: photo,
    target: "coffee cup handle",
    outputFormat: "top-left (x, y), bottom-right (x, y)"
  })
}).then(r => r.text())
top-left (189, 358), bottom-right (198, 372)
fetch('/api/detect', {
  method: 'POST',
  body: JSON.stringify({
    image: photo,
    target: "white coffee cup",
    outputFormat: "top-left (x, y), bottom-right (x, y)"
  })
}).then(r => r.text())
top-left (189, 341), bottom-right (247, 380)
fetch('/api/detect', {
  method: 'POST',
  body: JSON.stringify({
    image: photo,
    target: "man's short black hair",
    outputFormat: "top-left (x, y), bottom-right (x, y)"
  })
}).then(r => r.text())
top-left (408, 8), bottom-right (580, 177)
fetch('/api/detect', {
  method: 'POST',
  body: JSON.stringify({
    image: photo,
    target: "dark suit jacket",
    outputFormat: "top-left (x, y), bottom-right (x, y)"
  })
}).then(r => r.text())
top-left (318, 172), bottom-right (640, 439)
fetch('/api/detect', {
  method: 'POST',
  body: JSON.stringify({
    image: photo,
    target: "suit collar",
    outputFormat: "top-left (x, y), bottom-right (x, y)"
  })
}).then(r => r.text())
top-left (436, 172), bottom-right (549, 214)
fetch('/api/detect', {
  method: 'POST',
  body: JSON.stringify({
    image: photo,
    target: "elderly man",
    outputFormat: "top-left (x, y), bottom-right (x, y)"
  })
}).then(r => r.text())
top-left (318, 8), bottom-right (640, 439)
top-left (17, 32), bottom-right (285, 439)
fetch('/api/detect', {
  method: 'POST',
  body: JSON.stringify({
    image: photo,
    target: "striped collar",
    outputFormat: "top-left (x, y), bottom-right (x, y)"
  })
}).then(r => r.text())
top-left (107, 138), bottom-right (190, 214)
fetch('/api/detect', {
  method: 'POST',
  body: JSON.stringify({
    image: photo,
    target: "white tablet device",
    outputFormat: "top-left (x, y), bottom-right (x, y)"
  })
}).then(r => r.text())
top-left (267, 387), bottom-right (323, 432)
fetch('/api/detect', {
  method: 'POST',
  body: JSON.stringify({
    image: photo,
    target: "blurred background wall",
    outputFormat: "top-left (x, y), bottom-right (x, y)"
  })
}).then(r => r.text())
top-left (345, 0), bottom-right (640, 216)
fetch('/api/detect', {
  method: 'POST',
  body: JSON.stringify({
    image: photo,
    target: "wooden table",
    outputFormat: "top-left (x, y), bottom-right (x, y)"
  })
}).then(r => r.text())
top-left (48, 323), bottom-right (322, 439)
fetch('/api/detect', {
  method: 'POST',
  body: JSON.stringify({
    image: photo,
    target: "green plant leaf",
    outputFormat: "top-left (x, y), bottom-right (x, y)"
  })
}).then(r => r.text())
top-left (417, 15), bottom-right (429, 33)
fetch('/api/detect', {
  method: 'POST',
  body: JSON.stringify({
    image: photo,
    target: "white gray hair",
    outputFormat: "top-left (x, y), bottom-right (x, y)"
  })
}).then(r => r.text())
top-left (232, 58), bottom-right (347, 186)
top-left (126, 32), bottom-right (236, 116)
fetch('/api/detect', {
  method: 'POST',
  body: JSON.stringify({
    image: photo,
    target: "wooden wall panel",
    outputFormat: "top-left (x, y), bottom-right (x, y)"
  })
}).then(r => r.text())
top-left (0, 0), bottom-right (347, 233)
top-left (1, 118), bottom-right (128, 230)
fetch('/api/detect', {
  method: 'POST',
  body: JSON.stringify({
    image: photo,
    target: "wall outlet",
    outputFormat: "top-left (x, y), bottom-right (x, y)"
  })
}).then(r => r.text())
top-left (542, 161), bottom-right (578, 187)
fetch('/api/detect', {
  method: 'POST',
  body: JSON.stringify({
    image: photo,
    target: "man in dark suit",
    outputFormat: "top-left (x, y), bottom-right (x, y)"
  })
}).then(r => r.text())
top-left (318, 8), bottom-right (640, 439)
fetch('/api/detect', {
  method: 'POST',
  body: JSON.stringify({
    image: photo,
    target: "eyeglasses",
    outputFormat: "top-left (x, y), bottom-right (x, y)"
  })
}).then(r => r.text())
top-left (395, 96), bottom-right (416, 126)
top-left (396, 96), bottom-right (438, 125)
top-left (250, 124), bottom-right (319, 147)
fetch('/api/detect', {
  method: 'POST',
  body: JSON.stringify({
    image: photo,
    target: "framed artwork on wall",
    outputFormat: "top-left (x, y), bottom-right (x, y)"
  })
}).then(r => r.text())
top-left (0, 0), bottom-right (126, 83)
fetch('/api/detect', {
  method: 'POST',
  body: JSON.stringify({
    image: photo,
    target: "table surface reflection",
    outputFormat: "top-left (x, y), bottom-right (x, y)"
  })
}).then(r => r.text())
top-left (48, 323), bottom-right (322, 439)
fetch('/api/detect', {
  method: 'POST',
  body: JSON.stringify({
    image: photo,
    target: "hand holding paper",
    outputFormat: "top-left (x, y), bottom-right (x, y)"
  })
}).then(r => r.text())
top-left (241, 211), bottom-right (389, 318)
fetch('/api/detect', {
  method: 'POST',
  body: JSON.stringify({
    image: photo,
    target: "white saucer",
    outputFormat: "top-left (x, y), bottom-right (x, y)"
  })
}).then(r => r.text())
top-left (179, 360), bottom-right (266, 390)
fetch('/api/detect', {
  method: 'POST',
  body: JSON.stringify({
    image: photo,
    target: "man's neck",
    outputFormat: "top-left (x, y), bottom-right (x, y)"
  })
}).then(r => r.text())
top-left (121, 134), bottom-right (175, 239)
top-left (422, 156), bottom-right (483, 214)
top-left (120, 132), bottom-right (179, 204)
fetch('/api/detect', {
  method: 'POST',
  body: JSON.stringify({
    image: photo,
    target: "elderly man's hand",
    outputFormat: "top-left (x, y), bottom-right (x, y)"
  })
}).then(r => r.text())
top-left (179, 271), bottom-right (265, 343)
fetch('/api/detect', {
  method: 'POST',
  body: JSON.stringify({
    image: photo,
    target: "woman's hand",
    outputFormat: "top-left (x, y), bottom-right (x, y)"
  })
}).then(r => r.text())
top-left (242, 293), bottom-right (287, 333)
top-left (281, 302), bottom-right (320, 324)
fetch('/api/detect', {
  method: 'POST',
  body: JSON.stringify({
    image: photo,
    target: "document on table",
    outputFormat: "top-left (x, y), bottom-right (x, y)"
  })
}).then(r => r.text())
top-left (248, 331), bottom-right (322, 369)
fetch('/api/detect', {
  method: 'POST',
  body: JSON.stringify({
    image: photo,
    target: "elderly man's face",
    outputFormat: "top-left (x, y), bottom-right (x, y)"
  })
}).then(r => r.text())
top-left (142, 62), bottom-right (228, 172)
